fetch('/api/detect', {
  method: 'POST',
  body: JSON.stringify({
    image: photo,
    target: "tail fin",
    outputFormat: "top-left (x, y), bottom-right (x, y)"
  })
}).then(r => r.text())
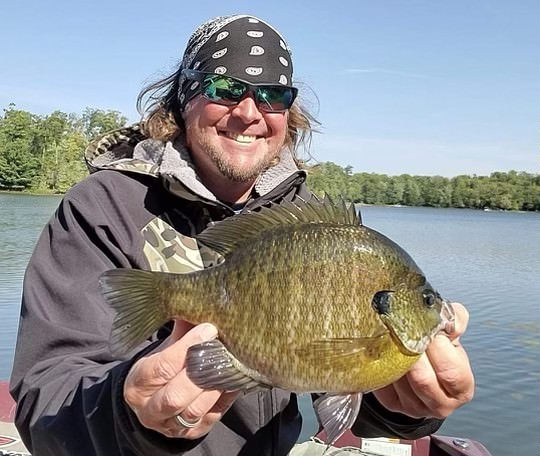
top-left (99, 269), bottom-right (169, 356)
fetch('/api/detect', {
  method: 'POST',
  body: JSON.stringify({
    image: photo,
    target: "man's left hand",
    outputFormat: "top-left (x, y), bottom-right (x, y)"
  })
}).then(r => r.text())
top-left (373, 302), bottom-right (475, 419)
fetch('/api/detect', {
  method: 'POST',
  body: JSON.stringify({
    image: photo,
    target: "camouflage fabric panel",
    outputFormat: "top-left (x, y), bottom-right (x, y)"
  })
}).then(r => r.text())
top-left (102, 159), bottom-right (160, 176)
top-left (85, 124), bottom-right (147, 173)
top-left (143, 217), bottom-right (223, 273)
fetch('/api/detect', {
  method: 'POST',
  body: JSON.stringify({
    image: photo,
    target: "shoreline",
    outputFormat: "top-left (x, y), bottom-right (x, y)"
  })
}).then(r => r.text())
top-left (1, 190), bottom-right (537, 212)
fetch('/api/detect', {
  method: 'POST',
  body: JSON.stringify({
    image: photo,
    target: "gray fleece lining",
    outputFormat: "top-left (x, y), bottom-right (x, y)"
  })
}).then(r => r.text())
top-left (132, 137), bottom-right (300, 202)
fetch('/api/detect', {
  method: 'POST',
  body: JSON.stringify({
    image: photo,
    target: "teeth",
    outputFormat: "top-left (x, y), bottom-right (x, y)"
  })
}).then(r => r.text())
top-left (225, 131), bottom-right (257, 143)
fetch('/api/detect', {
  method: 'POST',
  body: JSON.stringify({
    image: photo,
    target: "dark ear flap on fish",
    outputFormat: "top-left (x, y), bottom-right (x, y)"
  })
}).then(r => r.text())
top-left (313, 392), bottom-right (363, 444)
top-left (197, 195), bottom-right (361, 257)
top-left (186, 339), bottom-right (271, 391)
top-left (372, 290), bottom-right (394, 316)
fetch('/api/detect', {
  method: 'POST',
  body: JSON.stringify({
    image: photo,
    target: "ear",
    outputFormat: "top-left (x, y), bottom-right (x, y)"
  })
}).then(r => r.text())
top-left (371, 290), bottom-right (394, 316)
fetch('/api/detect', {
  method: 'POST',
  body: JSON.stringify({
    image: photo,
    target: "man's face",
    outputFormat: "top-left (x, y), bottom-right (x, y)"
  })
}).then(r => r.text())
top-left (183, 94), bottom-right (288, 185)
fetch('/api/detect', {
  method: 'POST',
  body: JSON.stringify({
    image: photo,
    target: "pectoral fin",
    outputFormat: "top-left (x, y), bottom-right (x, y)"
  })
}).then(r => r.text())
top-left (314, 392), bottom-right (363, 444)
top-left (294, 334), bottom-right (389, 368)
top-left (186, 339), bottom-right (271, 391)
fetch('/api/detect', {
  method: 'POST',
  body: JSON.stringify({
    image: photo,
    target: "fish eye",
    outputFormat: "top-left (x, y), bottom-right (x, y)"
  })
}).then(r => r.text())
top-left (423, 291), bottom-right (436, 308)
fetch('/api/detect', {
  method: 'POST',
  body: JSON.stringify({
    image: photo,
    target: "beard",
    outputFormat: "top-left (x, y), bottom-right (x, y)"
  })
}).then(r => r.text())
top-left (197, 135), bottom-right (282, 183)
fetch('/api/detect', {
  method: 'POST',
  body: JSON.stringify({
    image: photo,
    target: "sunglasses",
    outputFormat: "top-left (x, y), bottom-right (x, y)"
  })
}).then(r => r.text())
top-left (182, 69), bottom-right (298, 112)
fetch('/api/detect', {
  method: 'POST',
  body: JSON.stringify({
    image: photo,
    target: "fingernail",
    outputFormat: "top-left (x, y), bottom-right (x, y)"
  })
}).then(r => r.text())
top-left (197, 323), bottom-right (218, 340)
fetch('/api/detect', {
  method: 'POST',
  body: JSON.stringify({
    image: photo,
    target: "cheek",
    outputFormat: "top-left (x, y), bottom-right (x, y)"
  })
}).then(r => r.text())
top-left (184, 98), bottom-right (227, 129)
top-left (266, 113), bottom-right (288, 141)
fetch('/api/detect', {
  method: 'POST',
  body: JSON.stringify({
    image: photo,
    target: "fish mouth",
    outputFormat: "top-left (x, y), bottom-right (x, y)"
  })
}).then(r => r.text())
top-left (438, 300), bottom-right (456, 335)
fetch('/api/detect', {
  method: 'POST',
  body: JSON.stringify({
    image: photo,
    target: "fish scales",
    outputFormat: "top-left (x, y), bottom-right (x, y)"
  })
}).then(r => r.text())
top-left (100, 197), bottom-right (453, 442)
top-left (99, 198), bottom-right (450, 400)
top-left (214, 231), bottom-right (413, 392)
top-left (157, 222), bottom-right (422, 391)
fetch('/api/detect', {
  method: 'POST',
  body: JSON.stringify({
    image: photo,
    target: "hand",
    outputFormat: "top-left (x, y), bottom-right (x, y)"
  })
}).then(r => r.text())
top-left (373, 302), bottom-right (475, 419)
top-left (123, 320), bottom-right (239, 438)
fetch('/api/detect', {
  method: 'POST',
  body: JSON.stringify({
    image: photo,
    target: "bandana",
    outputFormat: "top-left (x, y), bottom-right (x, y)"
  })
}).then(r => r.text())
top-left (178, 15), bottom-right (294, 110)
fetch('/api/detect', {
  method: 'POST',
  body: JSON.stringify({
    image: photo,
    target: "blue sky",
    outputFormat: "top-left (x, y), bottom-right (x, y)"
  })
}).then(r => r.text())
top-left (1, 0), bottom-right (538, 177)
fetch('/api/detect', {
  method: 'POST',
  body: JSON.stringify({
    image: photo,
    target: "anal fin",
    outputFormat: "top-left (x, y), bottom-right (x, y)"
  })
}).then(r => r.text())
top-left (314, 392), bottom-right (363, 445)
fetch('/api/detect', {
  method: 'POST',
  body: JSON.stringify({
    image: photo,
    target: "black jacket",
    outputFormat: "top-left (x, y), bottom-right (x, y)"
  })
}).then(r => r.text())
top-left (10, 126), bottom-right (443, 456)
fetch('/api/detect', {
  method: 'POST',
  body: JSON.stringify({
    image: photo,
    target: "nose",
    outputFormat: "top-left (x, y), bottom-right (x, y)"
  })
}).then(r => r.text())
top-left (231, 94), bottom-right (263, 122)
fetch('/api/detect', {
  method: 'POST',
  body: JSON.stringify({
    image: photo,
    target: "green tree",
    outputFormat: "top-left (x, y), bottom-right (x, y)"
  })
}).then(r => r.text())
top-left (0, 106), bottom-right (41, 189)
top-left (30, 110), bottom-right (89, 193)
top-left (79, 108), bottom-right (128, 141)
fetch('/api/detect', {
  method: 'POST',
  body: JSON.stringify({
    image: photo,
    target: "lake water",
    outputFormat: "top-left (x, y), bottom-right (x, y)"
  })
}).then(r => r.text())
top-left (1, 193), bottom-right (538, 456)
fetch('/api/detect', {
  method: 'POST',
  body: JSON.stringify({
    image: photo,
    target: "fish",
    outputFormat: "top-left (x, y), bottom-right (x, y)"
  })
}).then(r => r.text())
top-left (99, 196), bottom-right (455, 444)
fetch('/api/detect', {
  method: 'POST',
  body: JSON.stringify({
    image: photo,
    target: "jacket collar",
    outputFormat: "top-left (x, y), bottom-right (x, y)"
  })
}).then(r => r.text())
top-left (85, 124), bottom-right (306, 204)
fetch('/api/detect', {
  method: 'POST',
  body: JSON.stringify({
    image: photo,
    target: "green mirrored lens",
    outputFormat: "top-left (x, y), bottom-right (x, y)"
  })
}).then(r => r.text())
top-left (256, 87), bottom-right (293, 111)
top-left (203, 76), bottom-right (245, 103)
top-left (198, 73), bottom-right (294, 111)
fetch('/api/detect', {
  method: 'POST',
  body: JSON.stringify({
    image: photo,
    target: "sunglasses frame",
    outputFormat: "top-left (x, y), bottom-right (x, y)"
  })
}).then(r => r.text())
top-left (182, 69), bottom-right (298, 113)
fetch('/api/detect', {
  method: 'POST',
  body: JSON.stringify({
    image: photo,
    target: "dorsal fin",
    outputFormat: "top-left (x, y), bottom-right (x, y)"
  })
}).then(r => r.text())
top-left (197, 195), bottom-right (361, 257)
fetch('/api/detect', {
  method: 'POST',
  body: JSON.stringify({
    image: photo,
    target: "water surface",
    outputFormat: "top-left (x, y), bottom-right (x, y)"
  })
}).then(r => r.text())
top-left (1, 195), bottom-right (538, 456)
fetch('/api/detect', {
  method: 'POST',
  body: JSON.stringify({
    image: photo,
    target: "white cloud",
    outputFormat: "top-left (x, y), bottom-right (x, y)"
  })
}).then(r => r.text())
top-left (342, 67), bottom-right (431, 80)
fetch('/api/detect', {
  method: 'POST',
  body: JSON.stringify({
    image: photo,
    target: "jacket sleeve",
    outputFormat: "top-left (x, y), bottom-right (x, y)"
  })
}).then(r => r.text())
top-left (352, 393), bottom-right (444, 439)
top-left (9, 175), bottom-right (200, 456)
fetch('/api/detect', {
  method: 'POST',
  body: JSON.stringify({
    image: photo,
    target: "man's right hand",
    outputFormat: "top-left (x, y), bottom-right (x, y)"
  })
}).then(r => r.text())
top-left (123, 321), bottom-right (239, 438)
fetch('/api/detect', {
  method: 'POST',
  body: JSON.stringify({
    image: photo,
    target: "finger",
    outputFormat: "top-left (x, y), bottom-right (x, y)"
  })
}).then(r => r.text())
top-left (177, 389), bottom-right (239, 425)
top-left (124, 323), bottom-right (218, 408)
top-left (181, 391), bottom-right (239, 431)
top-left (372, 383), bottom-right (399, 411)
top-left (374, 375), bottom-right (430, 419)
top-left (424, 333), bottom-right (474, 399)
top-left (165, 391), bottom-right (239, 439)
top-left (158, 320), bottom-right (195, 351)
top-left (405, 353), bottom-right (448, 416)
top-left (445, 302), bottom-right (469, 342)
top-left (393, 371), bottom-right (434, 418)
top-left (145, 323), bottom-right (219, 383)
top-left (144, 367), bottom-right (207, 419)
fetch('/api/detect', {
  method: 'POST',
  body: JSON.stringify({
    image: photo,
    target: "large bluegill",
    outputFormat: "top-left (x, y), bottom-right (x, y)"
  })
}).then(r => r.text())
top-left (100, 197), bottom-right (454, 443)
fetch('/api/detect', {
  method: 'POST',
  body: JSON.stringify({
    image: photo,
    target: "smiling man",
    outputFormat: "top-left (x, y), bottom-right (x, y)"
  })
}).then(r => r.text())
top-left (10, 14), bottom-right (474, 456)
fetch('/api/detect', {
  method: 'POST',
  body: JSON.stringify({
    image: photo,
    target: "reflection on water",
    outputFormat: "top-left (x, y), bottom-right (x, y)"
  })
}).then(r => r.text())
top-left (1, 195), bottom-right (538, 456)
top-left (0, 193), bottom-right (62, 378)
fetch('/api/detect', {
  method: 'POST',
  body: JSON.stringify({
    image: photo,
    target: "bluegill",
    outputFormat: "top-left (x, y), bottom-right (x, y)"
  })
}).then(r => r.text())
top-left (99, 197), bottom-right (454, 443)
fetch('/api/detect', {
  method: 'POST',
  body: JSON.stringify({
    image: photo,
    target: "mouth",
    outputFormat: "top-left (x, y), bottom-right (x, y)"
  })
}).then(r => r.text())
top-left (221, 131), bottom-right (262, 144)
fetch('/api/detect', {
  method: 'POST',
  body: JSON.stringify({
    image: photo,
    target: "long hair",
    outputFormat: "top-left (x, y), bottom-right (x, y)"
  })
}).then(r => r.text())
top-left (136, 68), bottom-right (320, 165)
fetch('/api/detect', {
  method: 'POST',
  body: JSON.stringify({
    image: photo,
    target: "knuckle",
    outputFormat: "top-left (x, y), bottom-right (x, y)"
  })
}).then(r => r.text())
top-left (431, 406), bottom-right (449, 419)
top-left (183, 406), bottom-right (204, 421)
top-left (160, 389), bottom-right (188, 414)
top-left (453, 303), bottom-right (469, 333)
top-left (409, 371), bottom-right (435, 394)
top-left (123, 386), bottom-right (142, 409)
top-left (458, 385), bottom-right (475, 405)
top-left (152, 357), bottom-right (180, 380)
top-left (138, 414), bottom-right (158, 430)
top-left (438, 366), bottom-right (464, 391)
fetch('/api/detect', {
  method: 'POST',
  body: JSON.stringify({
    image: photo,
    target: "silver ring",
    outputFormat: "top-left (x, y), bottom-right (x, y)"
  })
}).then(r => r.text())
top-left (175, 413), bottom-right (201, 429)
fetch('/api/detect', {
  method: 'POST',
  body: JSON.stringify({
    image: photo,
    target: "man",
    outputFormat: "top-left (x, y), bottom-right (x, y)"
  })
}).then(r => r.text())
top-left (10, 14), bottom-right (474, 456)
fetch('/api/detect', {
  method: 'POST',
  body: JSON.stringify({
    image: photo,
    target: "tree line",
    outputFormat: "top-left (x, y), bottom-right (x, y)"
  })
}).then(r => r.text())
top-left (1, 105), bottom-right (538, 211)
top-left (0, 104), bottom-right (126, 193)
top-left (306, 162), bottom-right (539, 211)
